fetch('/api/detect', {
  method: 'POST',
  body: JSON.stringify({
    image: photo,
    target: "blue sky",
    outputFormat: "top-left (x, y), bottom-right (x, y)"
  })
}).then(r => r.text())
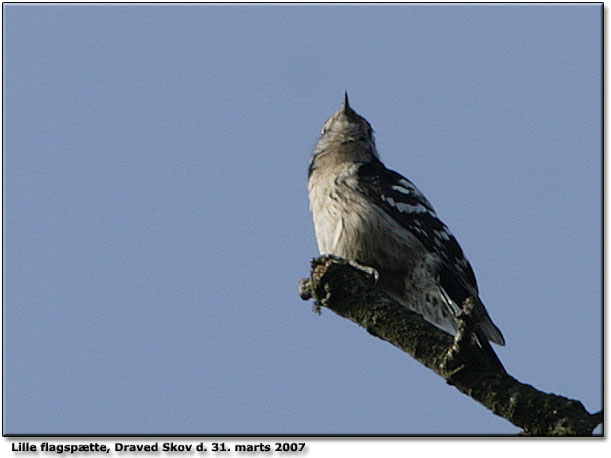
top-left (3, 4), bottom-right (601, 435)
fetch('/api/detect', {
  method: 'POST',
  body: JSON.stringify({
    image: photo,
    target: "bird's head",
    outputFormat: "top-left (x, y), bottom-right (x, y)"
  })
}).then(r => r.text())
top-left (314, 92), bottom-right (379, 161)
top-left (321, 92), bottom-right (375, 141)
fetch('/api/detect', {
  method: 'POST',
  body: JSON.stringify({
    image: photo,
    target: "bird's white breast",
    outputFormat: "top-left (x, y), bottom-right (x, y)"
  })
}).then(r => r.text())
top-left (308, 163), bottom-right (423, 270)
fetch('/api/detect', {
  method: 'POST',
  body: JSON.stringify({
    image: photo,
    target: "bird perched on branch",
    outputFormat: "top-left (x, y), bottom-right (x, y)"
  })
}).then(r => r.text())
top-left (308, 93), bottom-right (505, 368)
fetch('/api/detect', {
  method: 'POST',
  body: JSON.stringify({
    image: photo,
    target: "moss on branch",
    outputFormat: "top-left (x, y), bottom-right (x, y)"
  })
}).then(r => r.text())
top-left (299, 256), bottom-right (602, 436)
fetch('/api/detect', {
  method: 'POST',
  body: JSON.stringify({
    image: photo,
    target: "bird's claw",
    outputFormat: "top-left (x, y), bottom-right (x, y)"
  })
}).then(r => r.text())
top-left (347, 260), bottom-right (379, 283)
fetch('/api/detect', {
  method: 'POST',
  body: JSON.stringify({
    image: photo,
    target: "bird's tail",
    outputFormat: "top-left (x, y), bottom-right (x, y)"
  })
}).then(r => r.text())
top-left (473, 326), bottom-right (506, 374)
top-left (478, 312), bottom-right (505, 346)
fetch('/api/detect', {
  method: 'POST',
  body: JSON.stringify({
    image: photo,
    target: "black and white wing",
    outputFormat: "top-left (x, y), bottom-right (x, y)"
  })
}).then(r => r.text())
top-left (356, 159), bottom-right (478, 306)
top-left (356, 159), bottom-right (505, 351)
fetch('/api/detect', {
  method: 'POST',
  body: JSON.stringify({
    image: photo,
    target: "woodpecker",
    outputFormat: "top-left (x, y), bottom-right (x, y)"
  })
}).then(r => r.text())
top-left (308, 93), bottom-right (505, 368)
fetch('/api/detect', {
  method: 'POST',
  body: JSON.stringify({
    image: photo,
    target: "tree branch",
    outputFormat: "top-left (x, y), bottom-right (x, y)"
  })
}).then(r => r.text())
top-left (299, 255), bottom-right (602, 436)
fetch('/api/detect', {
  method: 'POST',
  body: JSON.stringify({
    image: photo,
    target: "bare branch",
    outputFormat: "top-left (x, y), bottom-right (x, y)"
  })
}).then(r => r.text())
top-left (299, 256), bottom-right (602, 436)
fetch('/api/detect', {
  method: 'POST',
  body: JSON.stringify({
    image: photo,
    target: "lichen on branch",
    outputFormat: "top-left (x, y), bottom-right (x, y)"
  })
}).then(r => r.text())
top-left (299, 255), bottom-right (602, 436)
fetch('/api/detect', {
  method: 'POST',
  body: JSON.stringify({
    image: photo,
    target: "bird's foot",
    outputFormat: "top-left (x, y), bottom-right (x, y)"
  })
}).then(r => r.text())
top-left (346, 260), bottom-right (379, 283)
top-left (440, 297), bottom-right (478, 377)
top-left (303, 255), bottom-right (380, 314)
top-left (311, 255), bottom-right (379, 283)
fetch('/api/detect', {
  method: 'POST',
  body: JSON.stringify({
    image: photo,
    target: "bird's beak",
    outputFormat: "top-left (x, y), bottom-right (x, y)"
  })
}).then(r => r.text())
top-left (342, 91), bottom-right (351, 114)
